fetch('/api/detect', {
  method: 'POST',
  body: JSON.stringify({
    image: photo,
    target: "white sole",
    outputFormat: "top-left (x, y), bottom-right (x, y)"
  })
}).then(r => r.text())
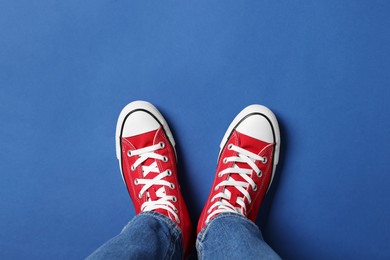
top-left (219, 104), bottom-right (281, 190)
top-left (115, 101), bottom-right (176, 181)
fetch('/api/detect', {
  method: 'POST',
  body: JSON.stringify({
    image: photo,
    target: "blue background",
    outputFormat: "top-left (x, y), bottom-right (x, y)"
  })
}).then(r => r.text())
top-left (1, 1), bottom-right (390, 259)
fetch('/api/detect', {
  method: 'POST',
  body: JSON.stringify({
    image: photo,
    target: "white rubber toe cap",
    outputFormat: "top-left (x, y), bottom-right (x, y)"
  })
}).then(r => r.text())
top-left (236, 114), bottom-right (274, 143)
top-left (122, 110), bottom-right (160, 138)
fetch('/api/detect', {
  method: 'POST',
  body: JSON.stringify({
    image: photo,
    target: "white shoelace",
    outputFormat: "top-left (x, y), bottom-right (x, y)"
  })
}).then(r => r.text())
top-left (206, 144), bottom-right (267, 223)
top-left (127, 142), bottom-right (179, 223)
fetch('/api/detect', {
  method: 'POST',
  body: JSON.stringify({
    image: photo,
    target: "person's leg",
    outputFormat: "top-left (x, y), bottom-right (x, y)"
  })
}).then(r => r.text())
top-left (197, 104), bottom-right (281, 259)
top-left (196, 213), bottom-right (280, 259)
top-left (87, 212), bottom-right (183, 259)
top-left (88, 101), bottom-right (193, 259)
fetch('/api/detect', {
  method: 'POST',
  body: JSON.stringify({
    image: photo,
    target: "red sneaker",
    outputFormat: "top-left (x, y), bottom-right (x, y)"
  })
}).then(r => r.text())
top-left (197, 105), bottom-right (281, 234)
top-left (116, 101), bottom-right (193, 258)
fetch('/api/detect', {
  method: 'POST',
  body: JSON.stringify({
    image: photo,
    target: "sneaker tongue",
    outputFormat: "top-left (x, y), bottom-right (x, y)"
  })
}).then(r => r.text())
top-left (224, 131), bottom-right (272, 209)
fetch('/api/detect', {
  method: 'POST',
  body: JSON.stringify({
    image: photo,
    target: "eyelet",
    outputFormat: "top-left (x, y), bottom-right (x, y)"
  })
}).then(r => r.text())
top-left (253, 184), bottom-right (258, 191)
top-left (159, 142), bottom-right (165, 148)
top-left (127, 150), bottom-right (132, 157)
top-left (170, 183), bottom-right (175, 189)
top-left (214, 186), bottom-right (218, 191)
top-left (163, 156), bottom-right (168, 162)
top-left (172, 196), bottom-right (177, 202)
top-left (131, 165), bottom-right (136, 171)
top-left (228, 144), bottom-right (233, 150)
top-left (218, 172), bottom-right (222, 177)
top-left (257, 171), bottom-right (262, 177)
top-left (167, 169), bottom-right (172, 176)
top-left (174, 208), bottom-right (178, 213)
top-left (262, 157), bottom-right (268, 164)
top-left (138, 193), bottom-right (142, 199)
top-left (207, 209), bottom-right (211, 214)
top-left (223, 158), bottom-right (228, 164)
top-left (134, 178), bottom-right (139, 185)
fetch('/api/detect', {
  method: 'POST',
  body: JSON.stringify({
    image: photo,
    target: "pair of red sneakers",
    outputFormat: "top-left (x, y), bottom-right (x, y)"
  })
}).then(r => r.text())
top-left (115, 101), bottom-right (280, 258)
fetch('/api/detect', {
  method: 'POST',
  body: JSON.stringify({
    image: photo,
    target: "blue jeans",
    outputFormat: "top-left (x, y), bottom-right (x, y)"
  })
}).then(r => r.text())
top-left (87, 212), bottom-right (281, 259)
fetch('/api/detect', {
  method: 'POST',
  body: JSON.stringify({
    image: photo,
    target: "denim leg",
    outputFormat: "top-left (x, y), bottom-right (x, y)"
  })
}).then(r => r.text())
top-left (86, 211), bottom-right (183, 260)
top-left (196, 213), bottom-right (281, 260)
